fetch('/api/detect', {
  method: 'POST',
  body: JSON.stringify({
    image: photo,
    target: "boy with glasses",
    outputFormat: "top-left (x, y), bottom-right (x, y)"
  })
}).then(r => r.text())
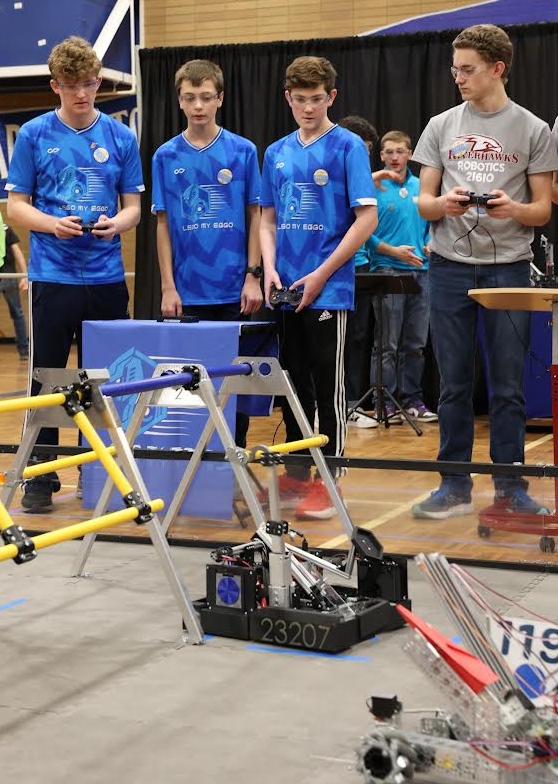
top-left (260, 56), bottom-right (377, 519)
top-left (359, 130), bottom-right (435, 426)
top-left (151, 59), bottom-right (262, 449)
top-left (5, 35), bottom-right (144, 513)
top-left (412, 24), bottom-right (558, 519)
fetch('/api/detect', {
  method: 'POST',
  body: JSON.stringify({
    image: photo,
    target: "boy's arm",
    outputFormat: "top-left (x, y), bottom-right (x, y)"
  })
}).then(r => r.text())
top-left (291, 204), bottom-right (377, 310)
top-left (156, 212), bottom-right (182, 317)
top-left (260, 206), bottom-right (281, 303)
top-left (11, 241), bottom-right (29, 292)
top-left (553, 171), bottom-right (558, 205)
top-left (240, 203), bottom-right (263, 315)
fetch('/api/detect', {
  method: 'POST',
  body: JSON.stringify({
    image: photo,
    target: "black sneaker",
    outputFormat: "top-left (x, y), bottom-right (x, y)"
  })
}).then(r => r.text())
top-left (21, 473), bottom-right (61, 514)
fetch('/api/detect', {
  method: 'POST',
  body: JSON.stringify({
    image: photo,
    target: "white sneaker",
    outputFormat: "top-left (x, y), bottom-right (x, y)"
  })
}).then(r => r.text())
top-left (348, 408), bottom-right (378, 429)
top-left (405, 402), bottom-right (438, 422)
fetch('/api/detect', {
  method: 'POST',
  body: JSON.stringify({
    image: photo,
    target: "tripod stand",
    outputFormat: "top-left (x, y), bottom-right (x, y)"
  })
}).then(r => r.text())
top-left (349, 272), bottom-right (422, 436)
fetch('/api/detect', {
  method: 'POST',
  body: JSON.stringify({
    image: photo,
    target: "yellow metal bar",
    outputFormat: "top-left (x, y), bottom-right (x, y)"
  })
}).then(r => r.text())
top-left (0, 499), bottom-right (165, 564)
top-left (72, 410), bottom-right (134, 497)
top-left (253, 435), bottom-right (328, 458)
top-left (0, 501), bottom-right (13, 532)
top-left (0, 392), bottom-right (67, 415)
top-left (22, 446), bottom-right (117, 479)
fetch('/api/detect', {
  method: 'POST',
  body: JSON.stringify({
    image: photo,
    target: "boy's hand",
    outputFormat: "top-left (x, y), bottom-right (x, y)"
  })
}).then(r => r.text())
top-left (241, 276), bottom-right (264, 314)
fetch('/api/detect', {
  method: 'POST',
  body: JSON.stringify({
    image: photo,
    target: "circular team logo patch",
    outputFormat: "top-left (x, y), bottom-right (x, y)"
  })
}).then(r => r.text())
top-left (93, 147), bottom-right (109, 163)
top-left (313, 169), bottom-right (329, 186)
top-left (217, 168), bottom-right (233, 184)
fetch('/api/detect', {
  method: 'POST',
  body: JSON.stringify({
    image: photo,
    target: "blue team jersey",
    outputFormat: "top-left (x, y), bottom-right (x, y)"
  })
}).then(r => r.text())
top-left (260, 125), bottom-right (376, 310)
top-left (151, 128), bottom-right (261, 305)
top-left (5, 110), bottom-right (144, 284)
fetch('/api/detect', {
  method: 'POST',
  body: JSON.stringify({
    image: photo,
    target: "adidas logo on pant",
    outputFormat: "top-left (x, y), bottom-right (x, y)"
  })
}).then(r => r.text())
top-left (318, 310), bottom-right (332, 322)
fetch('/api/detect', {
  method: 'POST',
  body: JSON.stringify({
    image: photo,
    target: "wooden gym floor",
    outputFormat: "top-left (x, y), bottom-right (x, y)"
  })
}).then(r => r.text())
top-left (1, 343), bottom-right (556, 570)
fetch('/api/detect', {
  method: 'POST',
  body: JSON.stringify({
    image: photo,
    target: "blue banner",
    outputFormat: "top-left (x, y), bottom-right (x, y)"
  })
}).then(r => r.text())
top-left (0, 96), bottom-right (138, 199)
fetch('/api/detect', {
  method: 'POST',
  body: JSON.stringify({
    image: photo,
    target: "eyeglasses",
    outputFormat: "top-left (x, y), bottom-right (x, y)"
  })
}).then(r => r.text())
top-left (288, 93), bottom-right (330, 107)
top-left (450, 65), bottom-right (486, 79)
top-left (56, 78), bottom-right (100, 94)
top-left (179, 93), bottom-right (220, 105)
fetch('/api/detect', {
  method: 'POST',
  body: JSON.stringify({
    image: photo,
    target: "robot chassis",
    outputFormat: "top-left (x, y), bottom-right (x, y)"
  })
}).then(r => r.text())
top-left (357, 552), bottom-right (558, 784)
top-left (70, 356), bottom-right (410, 653)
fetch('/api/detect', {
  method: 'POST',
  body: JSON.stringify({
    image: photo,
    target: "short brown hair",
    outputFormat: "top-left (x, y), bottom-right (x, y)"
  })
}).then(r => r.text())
top-left (339, 116), bottom-right (378, 147)
top-left (453, 24), bottom-right (513, 84)
top-left (381, 130), bottom-right (412, 150)
top-left (285, 56), bottom-right (337, 93)
top-left (48, 36), bottom-right (101, 81)
top-left (175, 60), bottom-right (224, 94)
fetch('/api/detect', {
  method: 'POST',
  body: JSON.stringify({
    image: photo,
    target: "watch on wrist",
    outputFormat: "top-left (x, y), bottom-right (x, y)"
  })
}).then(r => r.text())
top-left (246, 265), bottom-right (263, 278)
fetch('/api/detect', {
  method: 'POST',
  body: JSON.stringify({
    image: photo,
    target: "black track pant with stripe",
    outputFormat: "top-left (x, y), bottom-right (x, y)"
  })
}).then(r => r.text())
top-left (278, 308), bottom-right (347, 480)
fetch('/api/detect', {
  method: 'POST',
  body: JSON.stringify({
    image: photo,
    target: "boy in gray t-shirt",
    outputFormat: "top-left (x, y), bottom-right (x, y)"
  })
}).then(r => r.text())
top-left (411, 23), bottom-right (558, 520)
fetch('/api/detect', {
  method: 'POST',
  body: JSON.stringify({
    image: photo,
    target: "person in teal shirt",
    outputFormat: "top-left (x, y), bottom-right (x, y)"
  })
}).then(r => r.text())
top-left (360, 129), bottom-right (436, 424)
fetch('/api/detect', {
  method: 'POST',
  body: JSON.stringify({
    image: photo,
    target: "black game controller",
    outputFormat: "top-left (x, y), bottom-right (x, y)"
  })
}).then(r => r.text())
top-left (269, 285), bottom-right (303, 308)
top-left (80, 221), bottom-right (108, 233)
top-left (80, 221), bottom-right (98, 233)
top-left (463, 192), bottom-right (495, 209)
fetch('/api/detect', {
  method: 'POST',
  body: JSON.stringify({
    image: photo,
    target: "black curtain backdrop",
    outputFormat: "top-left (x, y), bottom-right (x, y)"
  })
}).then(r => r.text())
top-left (134, 22), bottom-right (558, 318)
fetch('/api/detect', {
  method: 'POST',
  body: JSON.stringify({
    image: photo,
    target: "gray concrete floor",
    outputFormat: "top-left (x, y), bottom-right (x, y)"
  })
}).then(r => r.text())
top-left (0, 539), bottom-right (556, 784)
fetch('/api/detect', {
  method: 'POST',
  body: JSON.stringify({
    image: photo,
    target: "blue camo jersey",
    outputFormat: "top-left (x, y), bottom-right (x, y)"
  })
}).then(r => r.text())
top-left (151, 128), bottom-right (261, 305)
top-left (260, 125), bottom-right (376, 310)
top-left (5, 110), bottom-right (144, 284)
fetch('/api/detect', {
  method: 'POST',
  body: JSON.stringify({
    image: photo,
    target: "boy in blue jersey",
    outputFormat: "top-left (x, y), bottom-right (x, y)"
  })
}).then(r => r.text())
top-left (260, 56), bottom-right (377, 519)
top-left (151, 59), bottom-right (262, 448)
top-left (361, 130), bottom-right (436, 424)
top-left (6, 36), bottom-right (144, 513)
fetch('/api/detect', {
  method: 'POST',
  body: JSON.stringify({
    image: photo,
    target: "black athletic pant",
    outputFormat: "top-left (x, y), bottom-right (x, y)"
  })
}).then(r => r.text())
top-left (30, 281), bottom-right (129, 451)
top-left (278, 308), bottom-right (347, 480)
top-left (180, 302), bottom-right (249, 449)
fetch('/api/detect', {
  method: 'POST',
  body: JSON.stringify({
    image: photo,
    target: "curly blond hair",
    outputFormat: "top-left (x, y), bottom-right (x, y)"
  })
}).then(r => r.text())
top-left (48, 36), bottom-right (101, 81)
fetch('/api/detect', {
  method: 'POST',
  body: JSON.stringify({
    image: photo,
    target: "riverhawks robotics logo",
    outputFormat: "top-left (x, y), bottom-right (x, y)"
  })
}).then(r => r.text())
top-left (450, 133), bottom-right (503, 159)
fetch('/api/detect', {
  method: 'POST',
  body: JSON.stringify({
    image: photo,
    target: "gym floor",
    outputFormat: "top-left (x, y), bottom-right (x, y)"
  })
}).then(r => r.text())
top-left (1, 538), bottom-right (557, 784)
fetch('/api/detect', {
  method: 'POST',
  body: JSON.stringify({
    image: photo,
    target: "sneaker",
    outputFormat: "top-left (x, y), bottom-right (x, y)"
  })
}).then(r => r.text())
top-left (19, 352), bottom-right (29, 360)
top-left (384, 404), bottom-right (403, 424)
top-left (494, 489), bottom-right (549, 515)
top-left (258, 474), bottom-right (311, 509)
top-left (294, 478), bottom-right (337, 520)
top-left (348, 408), bottom-right (378, 429)
top-left (412, 486), bottom-right (474, 520)
top-left (405, 401), bottom-right (438, 422)
top-left (21, 472), bottom-right (61, 514)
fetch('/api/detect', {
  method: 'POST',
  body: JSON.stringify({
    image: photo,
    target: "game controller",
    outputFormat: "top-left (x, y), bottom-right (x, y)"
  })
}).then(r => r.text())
top-left (80, 221), bottom-right (108, 233)
top-left (463, 192), bottom-right (495, 209)
top-left (269, 285), bottom-right (303, 308)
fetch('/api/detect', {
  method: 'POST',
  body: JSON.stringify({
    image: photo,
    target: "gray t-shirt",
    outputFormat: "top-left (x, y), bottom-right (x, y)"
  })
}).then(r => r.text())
top-left (413, 100), bottom-right (558, 264)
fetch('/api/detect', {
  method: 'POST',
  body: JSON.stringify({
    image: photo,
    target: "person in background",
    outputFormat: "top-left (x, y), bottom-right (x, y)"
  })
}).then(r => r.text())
top-left (6, 36), bottom-right (143, 513)
top-left (552, 115), bottom-right (558, 204)
top-left (260, 56), bottom-right (377, 519)
top-left (362, 129), bottom-right (436, 425)
top-left (151, 59), bottom-right (262, 450)
top-left (412, 24), bottom-right (558, 519)
top-left (338, 116), bottom-right (406, 429)
top-left (338, 116), bottom-right (379, 429)
top-left (0, 218), bottom-right (29, 359)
